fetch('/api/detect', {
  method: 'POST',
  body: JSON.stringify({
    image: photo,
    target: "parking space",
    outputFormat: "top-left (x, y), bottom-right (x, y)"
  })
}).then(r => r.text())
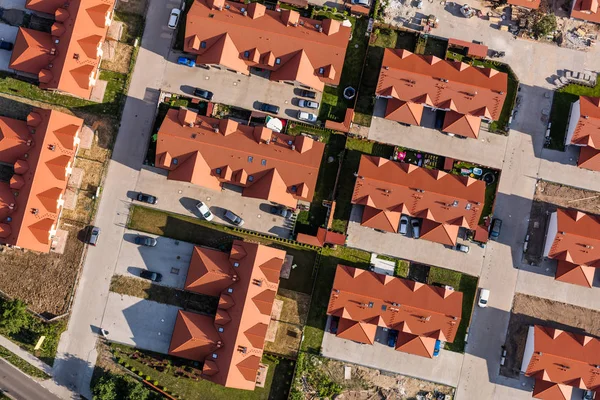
top-left (321, 318), bottom-right (464, 387)
top-left (135, 167), bottom-right (294, 238)
top-left (161, 52), bottom-right (323, 122)
top-left (0, 0), bottom-right (26, 9)
top-left (102, 293), bottom-right (180, 354)
top-left (115, 229), bottom-right (195, 289)
top-left (346, 206), bottom-right (485, 277)
top-left (0, 24), bottom-right (18, 72)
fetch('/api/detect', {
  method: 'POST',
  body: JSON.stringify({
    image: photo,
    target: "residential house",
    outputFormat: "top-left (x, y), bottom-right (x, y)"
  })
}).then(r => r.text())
top-left (565, 96), bottom-right (600, 171)
top-left (169, 240), bottom-right (286, 390)
top-left (0, 108), bottom-right (84, 252)
top-left (351, 155), bottom-right (486, 246)
top-left (571, 0), bottom-right (600, 24)
top-left (183, 0), bottom-right (351, 91)
top-left (507, 0), bottom-right (541, 9)
top-left (521, 325), bottom-right (600, 399)
top-left (543, 208), bottom-right (600, 287)
top-left (327, 265), bottom-right (463, 358)
top-left (9, 0), bottom-right (115, 99)
top-left (376, 49), bottom-right (508, 139)
top-left (155, 108), bottom-right (325, 208)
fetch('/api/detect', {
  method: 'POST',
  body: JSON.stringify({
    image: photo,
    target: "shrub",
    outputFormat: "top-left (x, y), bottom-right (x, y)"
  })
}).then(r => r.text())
top-left (145, 375), bottom-right (151, 381)
top-left (153, 380), bottom-right (159, 385)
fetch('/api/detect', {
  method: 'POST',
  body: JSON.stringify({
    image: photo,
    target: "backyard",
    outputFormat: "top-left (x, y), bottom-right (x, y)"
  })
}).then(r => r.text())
top-left (546, 78), bottom-right (600, 151)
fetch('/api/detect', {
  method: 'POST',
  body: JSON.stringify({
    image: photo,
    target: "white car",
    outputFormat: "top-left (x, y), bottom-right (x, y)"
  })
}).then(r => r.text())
top-left (298, 99), bottom-right (319, 109)
top-left (168, 8), bottom-right (181, 29)
top-left (195, 201), bottom-right (214, 221)
top-left (399, 215), bottom-right (409, 235)
top-left (478, 288), bottom-right (490, 308)
top-left (297, 111), bottom-right (317, 122)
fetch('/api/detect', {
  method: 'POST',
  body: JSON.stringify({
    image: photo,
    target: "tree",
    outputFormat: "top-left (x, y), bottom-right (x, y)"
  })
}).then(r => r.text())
top-left (126, 381), bottom-right (150, 400)
top-left (533, 14), bottom-right (557, 38)
top-left (92, 376), bottom-right (117, 400)
top-left (0, 299), bottom-right (29, 335)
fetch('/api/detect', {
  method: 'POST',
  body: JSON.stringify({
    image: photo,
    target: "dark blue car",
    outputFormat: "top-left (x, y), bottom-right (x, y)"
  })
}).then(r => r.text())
top-left (387, 330), bottom-right (398, 347)
top-left (177, 56), bottom-right (196, 67)
top-left (433, 339), bottom-right (441, 357)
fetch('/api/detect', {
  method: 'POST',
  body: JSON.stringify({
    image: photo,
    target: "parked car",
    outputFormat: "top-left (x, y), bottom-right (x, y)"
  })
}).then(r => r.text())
top-left (299, 89), bottom-right (316, 99)
top-left (583, 390), bottom-right (595, 400)
top-left (330, 318), bottom-right (338, 334)
top-left (478, 288), bottom-right (490, 308)
top-left (136, 192), bottom-right (157, 204)
top-left (411, 218), bottom-right (420, 239)
top-left (89, 226), bottom-right (100, 246)
top-left (140, 270), bottom-right (163, 282)
top-left (134, 235), bottom-right (157, 247)
top-left (399, 215), bottom-right (409, 236)
top-left (193, 88), bottom-right (213, 101)
top-left (270, 206), bottom-right (292, 219)
top-left (0, 41), bottom-right (14, 51)
top-left (387, 330), bottom-right (398, 347)
top-left (168, 8), bottom-right (181, 29)
top-left (224, 209), bottom-right (244, 226)
top-left (490, 218), bottom-right (502, 240)
top-left (433, 340), bottom-right (441, 357)
top-left (298, 99), bottom-right (319, 109)
top-left (297, 111), bottom-right (317, 122)
top-left (259, 103), bottom-right (280, 114)
top-left (351, 0), bottom-right (370, 5)
top-left (177, 56), bottom-right (196, 67)
top-left (455, 244), bottom-right (470, 253)
top-left (195, 201), bottom-right (214, 221)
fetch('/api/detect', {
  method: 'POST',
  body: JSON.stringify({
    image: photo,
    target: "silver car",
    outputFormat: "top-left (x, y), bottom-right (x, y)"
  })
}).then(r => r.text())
top-left (297, 111), bottom-right (317, 122)
top-left (298, 99), bottom-right (319, 109)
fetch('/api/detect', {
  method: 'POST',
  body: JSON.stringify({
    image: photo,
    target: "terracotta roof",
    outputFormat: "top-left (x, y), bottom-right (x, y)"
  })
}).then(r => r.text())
top-left (395, 332), bottom-right (436, 358)
top-left (525, 325), bottom-right (600, 393)
top-left (351, 155), bottom-right (485, 245)
top-left (0, 108), bottom-right (83, 252)
top-left (168, 310), bottom-right (222, 360)
top-left (578, 146), bottom-right (600, 171)
top-left (156, 109), bottom-right (325, 208)
top-left (170, 241), bottom-right (286, 390)
top-left (327, 265), bottom-right (463, 355)
top-left (507, 0), bottom-right (541, 9)
top-left (442, 111), bottom-right (482, 139)
top-left (184, 0), bottom-right (351, 91)
top-left (296, 227), bottom-right (347, 247)
top-left (572, 0), bottom-right (600, 24)
top-left (555, 260), bottom-right (594, 288)
top-left (447, 38), bottom-right (489, 58)
top-left (10, 0), bottom-right (115, 98)
top-left (376, 49), bottom-right (507, 137)
top-left (532, 380), bottom-right (572, 400)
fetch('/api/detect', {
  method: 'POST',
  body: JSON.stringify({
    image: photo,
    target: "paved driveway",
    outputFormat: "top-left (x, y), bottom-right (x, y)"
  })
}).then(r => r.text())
top-left (135, 167), bottom-right (295, 238)
top-left (103, 293), bottom-right (180, 354)
top-left (115, 229), bottom-right (195, 289)
top-left (161, 52), bottom-right (323, 122)
top-left (0, 24), bottom-right (18, 72)
top-left (321, 318), bottom-right (464, 387)
top-left (346, 206), bottom-right (484, 277)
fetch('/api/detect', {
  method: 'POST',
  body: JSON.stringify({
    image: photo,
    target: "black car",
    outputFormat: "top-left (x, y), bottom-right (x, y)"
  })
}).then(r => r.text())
top-left (136, 192), bottom-right (157, 204)
top-left (140, 270), bottom-right (162, 282)
top-left (224, 209), bottom-right (244, 226)
top-left (270, 206), bottom-right (292, 219)
top-left (0, 41), bottom-right (14, 51)
top-left (490, 218), bottom-right (502, 240)
top-left (259, 103), bottom-right (280, 114)
top-left (387, 329), bottom-right (398, 347)
top-left (134, 235), bottom-right (157, 247)
top-left (299, 89), bottom-right (316, 99)
top-left (193, 88), bottom-right (213, 101)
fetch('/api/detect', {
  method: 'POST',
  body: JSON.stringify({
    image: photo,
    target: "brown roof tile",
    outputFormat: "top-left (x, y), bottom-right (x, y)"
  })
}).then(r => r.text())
top-left (572, 0), bottom-right (600, 23)
top-left (168, 310), bottom-right (221, 360)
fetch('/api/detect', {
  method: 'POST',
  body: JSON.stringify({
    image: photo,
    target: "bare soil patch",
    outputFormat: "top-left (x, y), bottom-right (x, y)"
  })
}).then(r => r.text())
top-left (101, 43), bottom-right (133, 74)
top-left (524, 180), bottom-right (600, 264)
top-left (276, 288), bottom-right (310, 325)
top-left (500, 293), bottom-right (600, 378)
top-left (265, 322), bottom-right (303, 358)
top-left (115, 0), bottom-right (147, 15)
top-left (62, 192), bottom-right (95, 225)
top-left (0, 223), bottom-right (86, 317)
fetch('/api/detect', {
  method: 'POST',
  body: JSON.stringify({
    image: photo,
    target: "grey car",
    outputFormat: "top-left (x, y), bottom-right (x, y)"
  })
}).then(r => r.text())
top-left (298, 99), bottom-right (319, 109)
top-left (134, 235), bottom-right (157, 247)
top-left (224, 210), bottom-right (244, 226)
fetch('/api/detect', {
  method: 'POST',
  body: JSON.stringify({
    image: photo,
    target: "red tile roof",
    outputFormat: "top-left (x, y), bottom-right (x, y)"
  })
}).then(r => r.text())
top-left (0, 109), bottom-right (83, 252)
top-left (169, 241), bottom-right (286, 390)
top-left (571, 0), bottom-right (600, 24)
top-left (376, 49), bottom-right (507, 138)
top-left (184, 0), bottom-right (351, 91)
top-left (327, 265), bottom-right (463, 357)
top-left (351, 155), bottom-right (485, 245)
top-left (578, 146), bottom-right (600, 171)
top-left (447, 38), bottom-right (489, 58)
top-left (10, 0), bottom-right (115, 98)
top-left (567, 97), bottom-right (600, 171)
top-left (525, 325), bottom-right (600, 394)
top-left (296, 227), bottom-right (346, 247)
top-left (507, 0), bottom-right (541, 9)
top-left (156, 109), bottom-right (325, 208)
top-left (532, 380), bottom-right (572, 400)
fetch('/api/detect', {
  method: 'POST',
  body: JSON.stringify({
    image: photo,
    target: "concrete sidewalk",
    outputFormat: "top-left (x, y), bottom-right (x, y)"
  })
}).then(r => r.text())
top-left (0, 335), bottom-right (53, 376)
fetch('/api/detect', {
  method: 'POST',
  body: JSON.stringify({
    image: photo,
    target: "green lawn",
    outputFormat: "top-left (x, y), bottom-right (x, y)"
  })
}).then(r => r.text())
top-left (427, 267), bottom-right (478, 353)
top-left (112, 344), bottom-right (293, 400)
top-left (99, 70), bottom-right (126, 105)
top-left (301, 246), bottom-right (372, 354)
top-left (372, 28), bottom-right (398, 48)
top-left (394, 259), bottom-right (409, 278)
top-left (423, 36), bottom-right (448, 59)
top-left (0, 345), bottom-right (50, 380)
top-left (354, 46), bottom-right (385, 127)
top-left (319, 17), bottom-right (369, 122)
top-left (114, 11), bottom-right (145, 45)
top-left (128, 206), bottom-right (318, 294)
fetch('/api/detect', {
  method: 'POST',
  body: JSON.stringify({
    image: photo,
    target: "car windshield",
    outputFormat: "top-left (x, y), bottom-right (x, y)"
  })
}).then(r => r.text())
top-left (480, 299), bottom-right (487, 304)
top-left (203, 211), bottom-right (211, 218)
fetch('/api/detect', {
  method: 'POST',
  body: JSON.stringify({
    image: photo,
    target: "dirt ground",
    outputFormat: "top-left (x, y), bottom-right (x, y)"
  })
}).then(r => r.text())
top-left (115, 0), bottom-right (147, 15)
top-left (101, 42), bottom-right (134, 74)
top-left (297, 354), bottom-right (454, 400)
top-left (524, 180), bottom-right (600, 265)
top-left (500, 293), bottom-right (600, 378)
top-left (264, 289), bottom-right (311, 357)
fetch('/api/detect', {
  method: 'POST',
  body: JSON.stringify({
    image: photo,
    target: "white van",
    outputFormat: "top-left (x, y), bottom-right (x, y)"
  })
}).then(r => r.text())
top-left (478, 288), bottom-right (490, 308)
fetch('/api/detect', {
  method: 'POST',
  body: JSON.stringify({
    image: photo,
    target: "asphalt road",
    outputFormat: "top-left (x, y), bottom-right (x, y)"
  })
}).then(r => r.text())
top-left (0, 359), bottom-right (61, 400)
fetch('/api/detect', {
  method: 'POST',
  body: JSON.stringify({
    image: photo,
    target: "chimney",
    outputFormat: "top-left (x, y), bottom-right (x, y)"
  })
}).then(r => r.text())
top-left (280, 9), bottom-right (299, 26)
top-left (253, 126), bottom-right (272, 143)
top-left (295, 135), bottom-right (313, 154)
top-left (207, 0), bottom-right (225, 9)
top-left (219, 118), bottom-right (238, 136)
top-left (177, 108), bottom-right (198, 126)
top-left (321, 19), bottom-right (340, 35)
top-left (246, 2), bottom-right (265, 19)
